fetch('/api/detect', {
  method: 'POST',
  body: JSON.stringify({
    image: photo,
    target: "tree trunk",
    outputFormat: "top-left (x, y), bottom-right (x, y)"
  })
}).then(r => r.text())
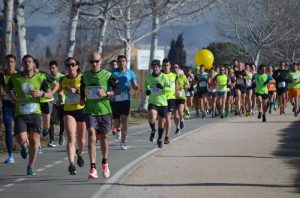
top-left (97, 17), bottom-right (109, 54)
top-left (4, 0), bottom-right (14, 57)
top-left (124, 4), bottom-right (131, 69)
top-left (15, 0), bottom-right (27, 64)
top-left (254, 49), bottom-right (260, 66)
top-left (138, 14), bottom-right (160, 112)
top-left (65, 0), bottom-right (80, 58)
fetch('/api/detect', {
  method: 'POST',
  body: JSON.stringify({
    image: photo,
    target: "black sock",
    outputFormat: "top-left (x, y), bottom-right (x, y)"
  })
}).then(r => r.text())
top-left (158, 128), bottom-right (164, 140)
top-left (102, 158), bottom-right (108, 164)
top-left (91, 163), bottom-right (96, 169)
top-left (149, 123), bottom-right (156, 132)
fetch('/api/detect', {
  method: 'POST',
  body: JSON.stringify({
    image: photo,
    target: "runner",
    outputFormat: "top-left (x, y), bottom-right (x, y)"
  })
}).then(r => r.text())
top-left (286, 62), bottom-right (300, 117)
top-left (245, 64), bottom-right (253, 116)
top-left (161, 58), bottom-right (177, 144)
top-left (235, 62), bottom-right (247, 116)
top-left (226, 68), bottom-right (236, 117)
top-left (173, 64), bottom-right (189, 134)
top-left (111, 55), bottom-right (138, 150)
top-left (0, 54), bottom-right (18, 164)
top-left (81, 52), bottom-right (119, 178)
top-left (48, 60), bottom-right (65, 146)
top-left (252, 64), bottom-right (275, 122)
top-left (183, 66), bottom-right (194, 119)
top-left (266, 65), bottom-right (277, 114)
top-left (194, 65), bottom-right (209, 119)
top-left (273, 62), bottom-right (289, 115)
top-left (6, 54), bottom-right (53, 175)
top-left (35, 59), bottom-right (60, 148)
top-left (58, 57), bottom-right (86, 175)
top-left (214, 66), bottom-right (228, 118)
top-left (145, 59), bottom-right (171, 148)
top-left (207, 69), bottom-right (217, 117)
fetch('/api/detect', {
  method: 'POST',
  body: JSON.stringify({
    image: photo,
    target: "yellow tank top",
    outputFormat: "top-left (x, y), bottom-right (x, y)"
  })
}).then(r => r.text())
top-left (61, 73), bottom-right (84, 111)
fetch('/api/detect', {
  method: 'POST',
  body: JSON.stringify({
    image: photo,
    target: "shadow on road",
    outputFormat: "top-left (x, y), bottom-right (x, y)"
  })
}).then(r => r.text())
top-left (273, 119), bottom-right (300, 193)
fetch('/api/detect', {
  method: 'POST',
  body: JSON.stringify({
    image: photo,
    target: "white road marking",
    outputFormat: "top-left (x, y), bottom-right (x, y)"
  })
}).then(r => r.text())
top-left (45, 164), bottom-right (54, 168)
top-left (15, 178), bottom-right (26, 182)
top-left (54, 161), bottom-right (63, 164)
top-left (91, 125), bottom-right (207, 198)
top-left (3, 183), bottom-right (15, 188)
top-left (0, 189), bottom-right (4, 192)
top-left (36, 168), bottom-right (45, 172)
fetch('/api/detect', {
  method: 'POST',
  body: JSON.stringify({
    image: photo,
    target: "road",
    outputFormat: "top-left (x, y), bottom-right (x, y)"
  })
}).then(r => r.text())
top-left (0, 114), bottom-right (220, 198)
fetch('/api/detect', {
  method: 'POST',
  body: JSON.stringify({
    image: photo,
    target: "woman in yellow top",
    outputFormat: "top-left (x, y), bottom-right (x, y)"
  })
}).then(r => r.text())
top-left (58, 57), bottom-right (86, 175)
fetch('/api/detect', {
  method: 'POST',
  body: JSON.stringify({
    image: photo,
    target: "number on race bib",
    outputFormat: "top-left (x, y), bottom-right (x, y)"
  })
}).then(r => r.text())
top-left (199, 81), bottom-right (207, 87)
top-left (65, 93), bottom-right (80, 104)
top-left (115, 92), bottom-right (129, 102)
top-left (150, 86), bottom-right (161, 94)
top-left (86, 86), bottom-right (103, 99)
top-left (278, 81), bottom-right (286, 88)
top-left (19, 102), bottom-right (37, 114)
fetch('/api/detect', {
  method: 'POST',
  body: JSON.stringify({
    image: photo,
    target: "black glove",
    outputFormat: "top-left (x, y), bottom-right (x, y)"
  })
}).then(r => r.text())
top-left (263, 80), bottom-right (269, 86)
top-left (188, 87), bottom-right (194, 92)
top-left (146, 90), bottom-right (151, 95)
top-left (156, 83), bottom-right (164, 89)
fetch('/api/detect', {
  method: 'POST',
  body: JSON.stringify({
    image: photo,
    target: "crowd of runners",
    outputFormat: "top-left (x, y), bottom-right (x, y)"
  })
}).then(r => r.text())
top-left (1, 52), bottom-right (300, 180)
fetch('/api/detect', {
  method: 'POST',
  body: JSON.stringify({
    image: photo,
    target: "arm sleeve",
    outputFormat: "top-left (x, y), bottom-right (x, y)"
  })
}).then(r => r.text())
top-left (41, 79), bottom-right (50, 92)
top-left (80, 75), bottom-right (86, 100)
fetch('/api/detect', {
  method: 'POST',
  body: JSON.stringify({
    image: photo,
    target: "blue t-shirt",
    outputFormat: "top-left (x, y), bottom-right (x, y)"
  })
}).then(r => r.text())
top-left (112, 68), bottom-right (137, 102)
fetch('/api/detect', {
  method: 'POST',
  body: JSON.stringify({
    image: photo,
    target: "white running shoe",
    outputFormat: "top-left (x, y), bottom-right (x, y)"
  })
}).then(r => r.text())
top-left (88, 167), bottom-right (98, 179)
top-left (120, 142), bottom-right (128, 150)
top-left (115, 131), bottom-right (121, 140)
top-left (102, 163), bottom-right (110, 178)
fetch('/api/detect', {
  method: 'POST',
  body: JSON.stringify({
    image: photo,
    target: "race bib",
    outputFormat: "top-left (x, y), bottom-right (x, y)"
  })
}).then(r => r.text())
top-left (217, 85), bottom-right (225, 90)
top-left (115, 92), bottom-right (129, 102)
top-left (86, 86), bottom-right (103, 99)
top-left (65, 93), bottom-right (80, 105)
top-left (186, 91), bottom-right (191, 97)
top-left (199, 81), bottom-right (207, 87)
top-left (170, 81), bottom-right (175, 88)
top-left (278, 81), bottom-right (286, 88)
top-left (237, 78), bottom-right (244, 85)
top-left (246, 79), bottom-right (252, 87)
top-left (150, 86), bottom-right (161, 94)
top-left (19, 102), bottom-right (37, 114)
top-left (176, 90), bottom-right (183, 97)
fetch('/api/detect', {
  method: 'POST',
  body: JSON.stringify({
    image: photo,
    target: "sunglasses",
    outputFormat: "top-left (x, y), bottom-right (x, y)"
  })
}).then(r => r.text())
top-left (90, 60), bottom-right (101, 64)
top-left (66, 63), bottom-right (77, 67)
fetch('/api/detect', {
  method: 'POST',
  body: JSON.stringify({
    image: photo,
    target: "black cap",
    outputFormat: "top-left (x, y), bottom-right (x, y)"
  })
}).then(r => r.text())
top-left (151, 59), bottom-right (161, 67)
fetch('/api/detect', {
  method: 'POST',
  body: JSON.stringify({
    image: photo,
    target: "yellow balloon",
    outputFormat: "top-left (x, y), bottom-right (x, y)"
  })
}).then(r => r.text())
top-left (194, 49), bottom-right (214, 70)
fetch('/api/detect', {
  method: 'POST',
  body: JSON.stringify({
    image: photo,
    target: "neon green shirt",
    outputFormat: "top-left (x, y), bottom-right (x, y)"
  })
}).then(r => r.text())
top-left (164, 72), bottom-right (177, 99)
top-left (144, 73), bottom-right (171, 106)
top-left (287, 70), bottom-right (300, 89)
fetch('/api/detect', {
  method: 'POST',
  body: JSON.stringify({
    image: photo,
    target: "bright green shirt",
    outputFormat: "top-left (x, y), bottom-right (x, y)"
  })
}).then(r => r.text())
top-left (215, 74), bottom-right (228, 92)
top-left (164, 72), bottom-right (177, 99)
top-left (144, 73), bottom-right (171, 106)
top-left (254, 73), bottom-right (269, 94)
top-left (9, 72), bottom-right (49, 116)
top-left (82, 69), bottom-right (112, 116)
top-left (287, 70), bottom-right (300, 89)
top-left (39, 72), bottom-right (56, 103)
top-left (175, 74), bottom-right (188, 99)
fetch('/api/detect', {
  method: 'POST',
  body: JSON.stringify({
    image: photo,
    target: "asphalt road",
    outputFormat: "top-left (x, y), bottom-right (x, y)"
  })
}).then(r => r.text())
top-left (0, 114), bottom-right (221, 198)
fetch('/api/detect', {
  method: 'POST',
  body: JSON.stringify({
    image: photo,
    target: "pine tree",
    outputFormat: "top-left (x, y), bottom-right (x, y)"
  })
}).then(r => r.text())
top-left (167, 33), bottom-right (186, 67)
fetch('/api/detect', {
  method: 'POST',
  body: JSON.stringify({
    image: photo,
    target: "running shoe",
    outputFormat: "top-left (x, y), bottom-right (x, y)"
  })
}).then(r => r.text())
top-left (4, 155), bottom-right (15, 164)
top-left (164, 136), bottom-right (170, 144)
top-left (115, 131), bottom-right (121, 140)
top-left (37, 146), bottom-right (43, 155)
top-left (47, 141), bottom-right (57, 148)
top-left (294, 112), bottom-right (298, 117)
top-left (149, 131), bottom-right (156, 142)
top-left (21, 145), bottom-right (28, 159)
top-left (112, 128), bottom-right (117, 135)
top-left (68, 164), bottom-right (76, 175)
top-left (175, 128), bottom-right (181, 135)
top-left (179, 120), bottom-right (184, 129)
top-left (42, 128), bottom-right (49, 137)
top-left (262, 114), bottom-right (266, 122)
top-left (59, 134), bottom-right (65, 146)
top-left (27, 166), bottom-right (36, 176)
top-left (76, 149), bottom-right (84, 167)
top-left (88, 167), bottom-right (98, 179)
top-left (120, 142), bottom-right (128, 150)
top-left (102, 163), bottom-right (110, 178)
top-left (157, 139), bottom-right (163, 148)
top-left (257, 112), bottom-right (262, 119)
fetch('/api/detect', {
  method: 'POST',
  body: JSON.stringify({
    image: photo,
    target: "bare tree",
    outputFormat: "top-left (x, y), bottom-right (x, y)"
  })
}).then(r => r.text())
top-left (66, 0), bottom-right (81, 58)
top-left (3, 0), bottom-right (14, 57)
top-left (14, 0), bottom-right (27, 64)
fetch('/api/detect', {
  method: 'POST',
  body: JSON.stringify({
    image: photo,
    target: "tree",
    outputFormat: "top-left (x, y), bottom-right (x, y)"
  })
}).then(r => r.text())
top-left (14, 0), bottom-right (27, 63)
top-left (167, 33), bottom-right (186, 67)
top-left (3, 0), bottom-right (14, 59)
top-left (207, 42), bottom-right (246, 66)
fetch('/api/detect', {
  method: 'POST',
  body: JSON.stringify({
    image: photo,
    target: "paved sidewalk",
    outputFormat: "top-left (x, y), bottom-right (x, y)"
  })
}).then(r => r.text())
top-left (106, 111), bottom-right (300, 198)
